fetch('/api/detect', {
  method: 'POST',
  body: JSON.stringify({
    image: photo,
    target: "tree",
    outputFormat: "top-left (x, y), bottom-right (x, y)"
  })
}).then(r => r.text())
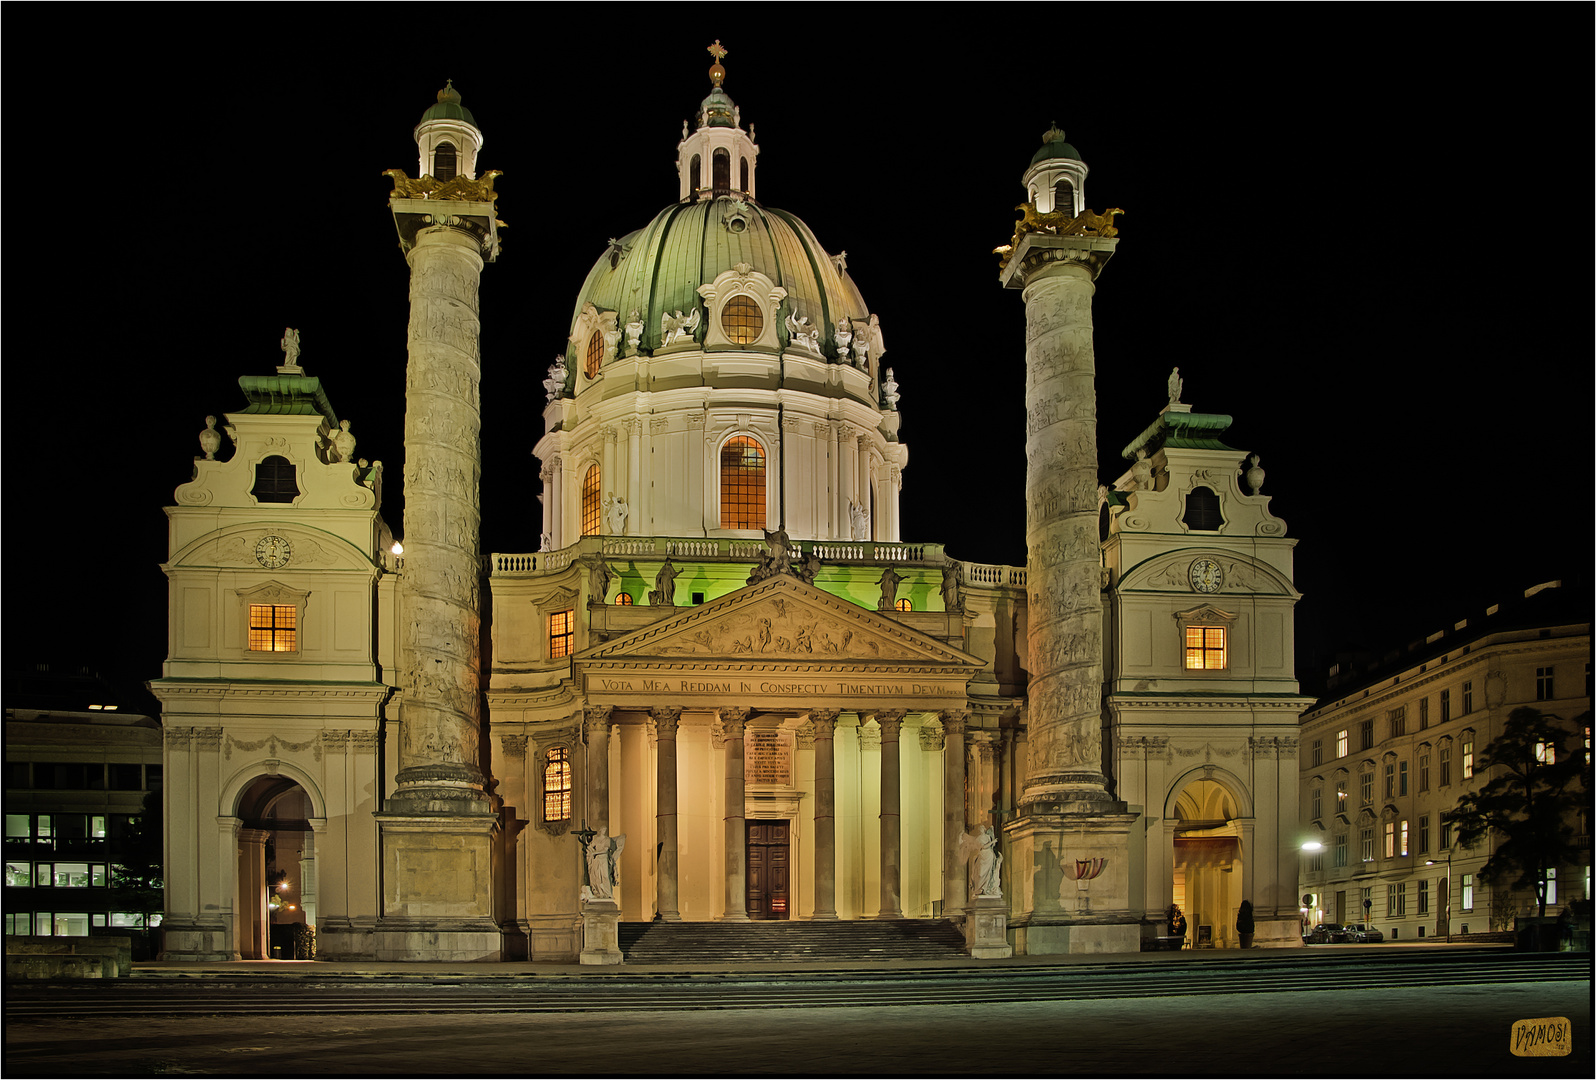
top-left (111, 788), bottom-right (164, 953)
top-left (1448, 707), bottom-right (1589, 919)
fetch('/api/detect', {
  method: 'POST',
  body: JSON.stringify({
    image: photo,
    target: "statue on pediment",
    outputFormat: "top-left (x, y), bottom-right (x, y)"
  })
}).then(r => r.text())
top-left (649, 559), bottom-right (678, 606)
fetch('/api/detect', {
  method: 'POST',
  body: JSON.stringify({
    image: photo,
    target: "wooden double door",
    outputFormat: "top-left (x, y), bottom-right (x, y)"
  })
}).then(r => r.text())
top-left (746, 821), bottom-right (790, 920)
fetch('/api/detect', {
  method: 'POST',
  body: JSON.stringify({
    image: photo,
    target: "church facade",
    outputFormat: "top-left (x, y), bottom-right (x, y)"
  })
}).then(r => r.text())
top-left (152, 57), bottom-right (1311, 962)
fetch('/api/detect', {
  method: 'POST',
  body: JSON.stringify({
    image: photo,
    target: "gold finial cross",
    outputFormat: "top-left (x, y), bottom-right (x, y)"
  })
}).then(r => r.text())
top-left (708, 40), bottom-right (727, 62)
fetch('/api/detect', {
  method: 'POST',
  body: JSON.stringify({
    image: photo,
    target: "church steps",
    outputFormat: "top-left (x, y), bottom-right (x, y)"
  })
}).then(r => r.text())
top-left (618, 919), bottom-right (965, 963)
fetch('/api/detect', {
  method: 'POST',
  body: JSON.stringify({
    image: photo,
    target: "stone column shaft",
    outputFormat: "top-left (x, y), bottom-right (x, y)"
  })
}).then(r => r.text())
top-left (626, 420), bottom-right (642, 524)
top-left (857, 436), bottom-right (873, 539)
top-left (654, 708), bottom-right (681, 921)
top-left (394, 223), bottom-right (488, 809)
top-left (810, 710), bottom-right (839, 920)
top-left (876, 710), bottom-right (905, 919)
top-left (839, 424), bottom-right (857, 530)
top-left (719, 707), bottom-right (750, 920)
top-left (827, 424), bottom-right (841, 539)
top-left (941, 710), bottom-right (969, 913)
top-left (585, 708), bottom-right (613, 834)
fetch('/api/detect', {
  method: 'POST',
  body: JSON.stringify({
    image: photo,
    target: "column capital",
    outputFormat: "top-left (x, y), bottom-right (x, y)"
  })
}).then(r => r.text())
top-left (808, 709), bottom-right (839, 735)
top-left (651, 706), bottom-right (681, 737)
top-left (999, 231), bottom-right (1117, 290)
top-left (918, 718), bottom-right (945, 752)
top-left (939, 708), bottom-right (970, 736)
top-left (871, 709), bottom-right (906, 739)
top-left (583, 705), bottom-right (614, 738)
top-left (717, 706), bottom-right (751, 729)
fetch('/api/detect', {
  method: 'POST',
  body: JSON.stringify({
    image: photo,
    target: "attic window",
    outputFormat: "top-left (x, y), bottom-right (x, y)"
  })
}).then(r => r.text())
top-left (433, 141), bottom-right (458, 182)
top-left (251, 456), bottom-right (298, 504)
top-left (1182, 487), bottom-right (1222, 531)
top-left (584, 330), bottom-right (603, 378)
top-left (721, 295), bottom-right (763, 345)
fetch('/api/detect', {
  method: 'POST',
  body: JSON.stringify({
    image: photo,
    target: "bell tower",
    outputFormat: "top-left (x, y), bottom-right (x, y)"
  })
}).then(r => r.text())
top-left (676, 40), bottom-right (759, 202)
top-left (374, 82), bottom-right (503, 962)
top-left (997, 127), bottom-right (1138, 954)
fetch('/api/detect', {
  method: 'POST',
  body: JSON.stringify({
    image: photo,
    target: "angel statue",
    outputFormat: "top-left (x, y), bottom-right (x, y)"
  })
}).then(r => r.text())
top-left (784, 310), bottom-right (820, 354)
top-left (958, 825), bottom-right (1004, 899)
top-left (661, 306), bottom-right (701, 348)
top-left (544, 356), bottom-right (569, 402)
top-left (583, 827), bottom-right (627, 901)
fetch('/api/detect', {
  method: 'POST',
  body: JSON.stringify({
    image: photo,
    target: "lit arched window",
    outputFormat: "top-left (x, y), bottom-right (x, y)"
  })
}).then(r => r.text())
top-left (740, 157), bottom-right (749, 192)
top-left (1182, 487), bottom-right (1222, 531)
top-left (543, 747), bottom-right (571, 823)
top-left (689, 154), bottom-right (701, 197)
top-left (721, 294), bottom-right (763, 344)
top-left (1054, 178), bottom-right (1074, 216)
top-left (252, 455), bottom-right (297, 504)
top-left (712, 149), bottom-right (730, 196)
top-left (895, 598), bottom-right (912, 612)
top-left (614, 593), bottom-right (633, 606)
top-left (434, 141), bottom-right (458, 181)
top-left (584, 330), bottom-right (603, 378)
top-left (720, 435), bottom-right (766, 530)
top-left (582, 465), bottom-right (602, 535)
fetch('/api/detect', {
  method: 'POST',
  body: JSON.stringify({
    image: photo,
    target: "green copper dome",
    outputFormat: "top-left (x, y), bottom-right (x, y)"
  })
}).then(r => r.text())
top-left (569, 196), bottom-right (869, 357)
top-left (419, 80), bottom-right (478, 128)
top-left (700, 87), bottom-right (736, 128)
top-left (1029, 123), bottom-right (1080, 166)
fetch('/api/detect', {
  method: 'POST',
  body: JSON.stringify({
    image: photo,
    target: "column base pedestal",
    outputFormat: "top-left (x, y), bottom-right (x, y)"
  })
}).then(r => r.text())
top-left (1003, 806), bottom-right (1139, 955)
top-left (580, 899), bottom-right (623, 965)
top-left (375, 809), bottom-right (501, 961)
top-left (964, 897), bottom-right (1013, 958)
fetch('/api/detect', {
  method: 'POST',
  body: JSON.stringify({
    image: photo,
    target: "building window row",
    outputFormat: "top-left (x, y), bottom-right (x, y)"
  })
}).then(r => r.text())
top-left (2, 911), bottom-right (159, 938)
top-left (4, 763), bottom-right (159, 792)
top-left (5, 861), bottom-right (109, 888)
top-left (5, 813), bottom-right (131, 847)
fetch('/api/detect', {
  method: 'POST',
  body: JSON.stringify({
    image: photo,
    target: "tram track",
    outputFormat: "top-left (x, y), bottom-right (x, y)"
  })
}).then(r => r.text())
top-left (7, 952), bottom-right (1587, 1017)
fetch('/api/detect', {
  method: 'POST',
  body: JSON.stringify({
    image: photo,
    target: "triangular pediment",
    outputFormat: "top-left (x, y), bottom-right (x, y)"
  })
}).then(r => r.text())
top-left (576, 574), bottom-right (981, 668)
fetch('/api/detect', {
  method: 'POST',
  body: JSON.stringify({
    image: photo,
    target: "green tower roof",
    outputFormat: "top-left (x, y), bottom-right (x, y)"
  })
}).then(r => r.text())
top-left (419, 80), bottom-right (478, 128)
top-left (1029, 123), bottom-right (1080, 166)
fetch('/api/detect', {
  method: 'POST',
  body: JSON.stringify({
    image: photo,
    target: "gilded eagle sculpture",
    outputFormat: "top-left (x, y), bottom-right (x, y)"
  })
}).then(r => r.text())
top-left (994, 203), bottom-right (1123, 270)
top-left (383, 168), bottom-right (503, 203)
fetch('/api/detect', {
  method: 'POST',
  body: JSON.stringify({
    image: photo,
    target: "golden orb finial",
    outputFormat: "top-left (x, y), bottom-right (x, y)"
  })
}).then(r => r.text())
top-left (707, 39), bottom-right (727, 87)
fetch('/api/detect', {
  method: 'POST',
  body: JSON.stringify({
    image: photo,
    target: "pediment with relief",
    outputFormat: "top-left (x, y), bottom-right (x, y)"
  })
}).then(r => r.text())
top-left (577, 575), bottom-right (980, 668)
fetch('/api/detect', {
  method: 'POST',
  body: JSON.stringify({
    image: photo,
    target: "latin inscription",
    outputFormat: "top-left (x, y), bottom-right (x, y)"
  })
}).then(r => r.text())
top-left (590, 677), bottom-right (952, 697)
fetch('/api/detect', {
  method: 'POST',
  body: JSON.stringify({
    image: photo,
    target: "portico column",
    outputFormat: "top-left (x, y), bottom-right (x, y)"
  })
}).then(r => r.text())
top-left (856, 435), bottom-right (873, 539)
top-left (876, 709), bottom-right (906, 919)
top-left (653, 707), bottom-right (682, 922)
top-left (970, 731), bottom-right (1001, 826)
top-left (584, 707), bottom-right (613, 834)
top-left (719, 706), bottom-right (751, 921)
top-left (827, 423), bottom-right (841, 539)
top-left (237, 827), bottom-right (269, 960)
top-left (809, 710), bottom-right (839, 920)
top-left (549, 456), bottom-right (564, 549)
top-left (626, 419), bottom-right (642, 520)
top-left (838, 423), bottom-right (857, 532)
top-left (940, 709), bottom-right (969, 913)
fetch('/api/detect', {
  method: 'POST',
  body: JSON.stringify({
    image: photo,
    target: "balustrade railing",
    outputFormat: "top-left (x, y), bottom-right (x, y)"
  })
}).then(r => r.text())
top-left (490, 536), bottom-right (959, 576)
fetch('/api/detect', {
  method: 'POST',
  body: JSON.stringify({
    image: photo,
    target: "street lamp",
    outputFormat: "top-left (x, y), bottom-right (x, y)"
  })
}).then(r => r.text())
top-left (1300, 842), bottom-right (1324, 936)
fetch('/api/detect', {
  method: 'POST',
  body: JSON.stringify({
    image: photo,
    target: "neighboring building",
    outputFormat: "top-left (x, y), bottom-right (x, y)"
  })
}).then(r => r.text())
top-left (152, 59), bottom-right (1313, 961)
top-left (4, 664), bottom-right (164, 953)
top-left (1298, 581), bottom-right (1591, 937)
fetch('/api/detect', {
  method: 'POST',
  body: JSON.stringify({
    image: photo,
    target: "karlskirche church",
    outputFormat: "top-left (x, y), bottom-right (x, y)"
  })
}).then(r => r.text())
top-left (153, 52), bottom-right (1313, 962)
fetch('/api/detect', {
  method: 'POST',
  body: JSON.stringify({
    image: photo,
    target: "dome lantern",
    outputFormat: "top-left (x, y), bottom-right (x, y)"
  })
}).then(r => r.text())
top-left (414, 80), bottom-right (483, 182)
top-left (1022, 123), bottom-right (1088, 217)
top-left (677, 41), bottom-right (758, 202)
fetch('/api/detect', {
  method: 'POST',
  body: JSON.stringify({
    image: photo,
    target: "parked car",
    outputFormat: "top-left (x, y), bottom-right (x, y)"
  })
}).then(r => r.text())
top-left (1345, 923), bottom-right (1384, 943)
top-left (1307, 923), bottom-right (1351, 944)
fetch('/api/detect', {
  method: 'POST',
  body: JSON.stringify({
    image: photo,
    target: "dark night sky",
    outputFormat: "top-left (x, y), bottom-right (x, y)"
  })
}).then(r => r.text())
top-left (9, 16), bottom-right (1589, 701)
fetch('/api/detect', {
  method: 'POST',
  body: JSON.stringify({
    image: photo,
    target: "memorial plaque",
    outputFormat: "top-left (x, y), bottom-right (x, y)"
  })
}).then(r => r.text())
top-left (746, 730), bottom-right (791, 785)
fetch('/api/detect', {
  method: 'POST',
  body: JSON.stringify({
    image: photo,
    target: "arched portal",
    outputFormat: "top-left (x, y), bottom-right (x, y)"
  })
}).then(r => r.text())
top-left (1169, 777), bottom-right (1244, 948)
top-left (235, 775), bottom-right (316, 959)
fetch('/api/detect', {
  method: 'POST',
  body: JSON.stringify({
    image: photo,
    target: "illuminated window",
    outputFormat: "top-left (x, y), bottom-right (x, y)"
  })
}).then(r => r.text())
top-left (1460, 873), bottom-right (1473, 911)
top-left (895, 598), bottom-right (912, 612)
top-left (614, 593), bottom-right (633, 606)
top-left (720, 295), bottom-right (763, 345)
top-left (1335, 787), bottom-right (1347, 813)
top-left (251, 455), bottom-right (297, 503)
top-left (1400, 819), bottom-right (1409, 856)
top-left (581, 465), bottom-right (602, 536)
top-left (1535, 740), bottom-right (1555, 765)
top-left (248, 605), bottom-right (297, 652)
top-left (547, 610), bottom-right (575, 659)
top-left (712, 148), bottom-right (730, 196)
top-left (1181, 487), bottom-right (1221, 530)
top-left (433, 140), bottom-right (457, 181)
top-left (584, 330), bottom-right (604, 378)
top-left (1461, 739), bottom-right (1474, 780)
top-left (720, 436), bottom-right (766, 529)
top-left (1544, 868), bottom-right (1557, 905)
top-left (1336, 729), bottom-right (1349, 758)
top-left (542, 748), bottom-right (571, 823)
top-left (1183, 626), bottom-right (1226, 670)
top-left (1384, 822), bottom-right (1395, 858)
top-left (1536, 666), bottom-right (1554, 701)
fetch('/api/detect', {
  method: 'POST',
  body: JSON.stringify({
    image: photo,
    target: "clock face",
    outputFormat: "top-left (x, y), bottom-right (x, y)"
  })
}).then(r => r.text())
top-left (254, 535), bottom-right (293, 569)
top-left (1189, 557), bottom-right (1223, 594)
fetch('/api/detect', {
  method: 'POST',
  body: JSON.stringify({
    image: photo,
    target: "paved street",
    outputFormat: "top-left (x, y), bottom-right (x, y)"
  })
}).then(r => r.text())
top-left (5, 949), bottom-right (1590, 1076)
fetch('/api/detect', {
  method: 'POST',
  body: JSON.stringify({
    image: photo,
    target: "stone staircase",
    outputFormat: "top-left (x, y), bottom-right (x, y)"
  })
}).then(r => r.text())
top-left (618, 918), bottom-right (967, 964)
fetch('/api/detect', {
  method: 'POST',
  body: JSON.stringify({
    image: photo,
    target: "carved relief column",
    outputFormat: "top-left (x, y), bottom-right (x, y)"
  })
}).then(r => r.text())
top-left (875, 709), bottom-right (906, 919)
top-left (719, 706), bottom-right (751, 920)
top-left (857, 436), bottom-right (873, 540)
top-left (653, 707), bottom-right (682, 922)
top-left (940, 709), bottom-right (969, 913)
top-left (584, 707), bottom-right (613, 835)
top-left (809, 709), bottom-right (839, 920)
